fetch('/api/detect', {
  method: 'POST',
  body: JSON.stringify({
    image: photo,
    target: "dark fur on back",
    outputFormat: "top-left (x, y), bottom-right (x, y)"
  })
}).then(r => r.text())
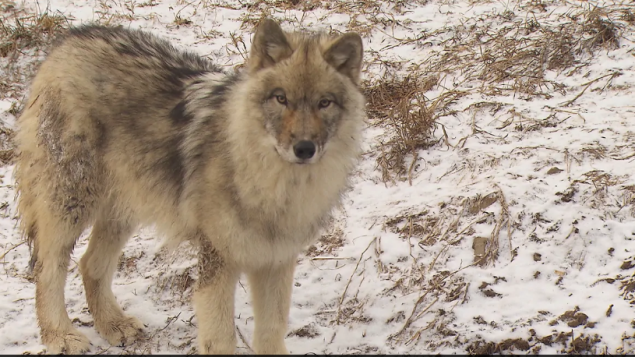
top-left (63, 25), bottom-right (218, 82)
top-left (61, 25), bottom-right (222, 198)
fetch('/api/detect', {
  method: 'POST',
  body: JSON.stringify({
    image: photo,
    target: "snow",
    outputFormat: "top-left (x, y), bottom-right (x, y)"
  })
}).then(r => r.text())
top-left (1, 0), bottom-right (635, 354)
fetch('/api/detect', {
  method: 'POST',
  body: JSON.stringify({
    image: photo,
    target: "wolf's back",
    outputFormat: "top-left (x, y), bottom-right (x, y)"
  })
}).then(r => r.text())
top-left (13, 25), bottom-right (223, 249)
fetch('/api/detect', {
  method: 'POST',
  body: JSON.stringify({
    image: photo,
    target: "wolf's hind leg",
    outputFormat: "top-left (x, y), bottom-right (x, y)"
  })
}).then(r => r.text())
top-left (32, 215), bottom-right (91, 354)
top-left (79, 206), bottom-right (144, 347)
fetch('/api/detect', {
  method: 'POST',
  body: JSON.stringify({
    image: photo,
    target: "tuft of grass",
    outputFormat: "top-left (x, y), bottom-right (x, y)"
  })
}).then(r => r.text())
top-left (0, 126), bottom-right (15, 165)
top-left (365, 74), bottom-right (462, 184)
top-left (0, 10), bottom-right (69, 59)
top-left (174, 14), bottom-right (193, 26)
top-left (582, 6), bottom-right (620, 51)
top-left (306, 227), bottom-right (345, 257)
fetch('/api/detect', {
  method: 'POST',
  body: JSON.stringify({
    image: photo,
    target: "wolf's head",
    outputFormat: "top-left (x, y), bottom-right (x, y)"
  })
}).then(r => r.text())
top-left (246, 19), bottom-right (364, 165)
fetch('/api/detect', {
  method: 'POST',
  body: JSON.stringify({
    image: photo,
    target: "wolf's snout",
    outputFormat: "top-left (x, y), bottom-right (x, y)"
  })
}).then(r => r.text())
top-left (293, 141), bottom-right (316, 160)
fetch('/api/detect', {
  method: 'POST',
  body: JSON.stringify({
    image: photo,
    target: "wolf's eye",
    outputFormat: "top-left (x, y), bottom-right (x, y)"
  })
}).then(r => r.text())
top-left (318, 99), bottom-right (332, 109)
top-left (276, 95), bottom-right (287, 105)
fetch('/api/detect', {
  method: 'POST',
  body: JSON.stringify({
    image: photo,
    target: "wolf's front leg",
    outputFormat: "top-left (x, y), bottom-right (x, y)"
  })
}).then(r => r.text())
top-left (246, 257), bottom-right (296, 354)
top-left (193, 243), bottom-right (239, 354)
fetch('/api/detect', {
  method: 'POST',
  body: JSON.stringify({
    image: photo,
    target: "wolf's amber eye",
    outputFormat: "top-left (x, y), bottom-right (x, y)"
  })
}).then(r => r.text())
top-left (276, 95), bottom-right (287, 105)
top-left (318, 99), bottom-right (332, 109)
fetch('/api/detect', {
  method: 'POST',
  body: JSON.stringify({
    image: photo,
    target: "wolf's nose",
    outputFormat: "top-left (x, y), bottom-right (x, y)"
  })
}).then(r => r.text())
top-left (293, 140), bottom-right (316, 160)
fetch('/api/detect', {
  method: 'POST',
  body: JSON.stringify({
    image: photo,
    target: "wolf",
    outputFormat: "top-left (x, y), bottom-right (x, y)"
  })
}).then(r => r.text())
top-left (14, 18), bottom-right (365, 354)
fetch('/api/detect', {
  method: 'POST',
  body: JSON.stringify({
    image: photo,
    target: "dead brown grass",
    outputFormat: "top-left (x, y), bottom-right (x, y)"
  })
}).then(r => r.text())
top-left (152, 266), bottom-right (196, 305)
top-left (361, 2), bottom-right (630, 182)
top-left (0, 125), bottom-right (14, 164)
top-left (306, 227), bottom-right (345, 257)
top-left (365, 74), bottom-right (464, 184)
top-left (467, 330), bottom-right (602, 354)
top-left (378, 182), bottom-right (518, 347)
top-left (0, 5), bottom-right (69, 63)
top-left (582, 6), bottom-right (621, 51)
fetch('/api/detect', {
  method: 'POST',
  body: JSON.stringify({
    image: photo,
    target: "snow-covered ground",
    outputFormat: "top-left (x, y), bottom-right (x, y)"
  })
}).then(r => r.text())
top-left (1, 0), bottom-right (635, 354)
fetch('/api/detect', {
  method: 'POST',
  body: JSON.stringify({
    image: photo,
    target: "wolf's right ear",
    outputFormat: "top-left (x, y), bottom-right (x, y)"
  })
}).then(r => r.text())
top-left (249, 19), bottom-right (293, 73)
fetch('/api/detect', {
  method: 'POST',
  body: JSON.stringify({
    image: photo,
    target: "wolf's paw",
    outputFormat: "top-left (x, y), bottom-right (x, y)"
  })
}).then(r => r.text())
top-left (198, 336), bottom-right (237, 354)
top-left (96, 315), bottom-right (145, 347)
top-left (43, 328), bottom-right (91, 354)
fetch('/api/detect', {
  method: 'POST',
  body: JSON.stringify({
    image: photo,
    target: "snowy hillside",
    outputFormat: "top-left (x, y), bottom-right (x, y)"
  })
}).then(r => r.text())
top-left (1, 0), bottom-right (635, 354)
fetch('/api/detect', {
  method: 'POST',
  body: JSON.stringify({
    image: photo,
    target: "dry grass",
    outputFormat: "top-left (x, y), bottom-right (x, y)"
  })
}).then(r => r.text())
top-left (0, 125), bottom-right (15, 164)
top-left (360, 1), bottom-right (631, 182)
top-left (0, 5), bottom-right (68, 60)
top-left (153, 267), bottom-right (196, 303)
top-left (306, 226), bottom-right (345, 257)
top-left (378, 183), bottom-right (516, 345)
top-left (365, 73), bottom-right (467, 184)
top-left (385, 187), bottom-right (511, 265)
top-left (467, 330), bottom-right (603, 354)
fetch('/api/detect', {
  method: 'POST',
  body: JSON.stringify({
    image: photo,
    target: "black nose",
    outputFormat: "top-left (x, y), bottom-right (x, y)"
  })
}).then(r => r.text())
top-left (293, 140), bottom-right (316, 160)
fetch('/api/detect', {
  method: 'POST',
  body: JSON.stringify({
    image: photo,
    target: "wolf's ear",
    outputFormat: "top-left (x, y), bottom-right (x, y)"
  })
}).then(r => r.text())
top-left (324, 33), bottom-right (363, 85)
top-left (249, 19), bottom-right (293, 73)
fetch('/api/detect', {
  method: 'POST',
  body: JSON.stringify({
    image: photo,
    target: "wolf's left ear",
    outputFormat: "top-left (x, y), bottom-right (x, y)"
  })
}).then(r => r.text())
top-left (324, 33), bottom-right (364, 85)
top-left (249, 19), bottom-right (293, 73)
